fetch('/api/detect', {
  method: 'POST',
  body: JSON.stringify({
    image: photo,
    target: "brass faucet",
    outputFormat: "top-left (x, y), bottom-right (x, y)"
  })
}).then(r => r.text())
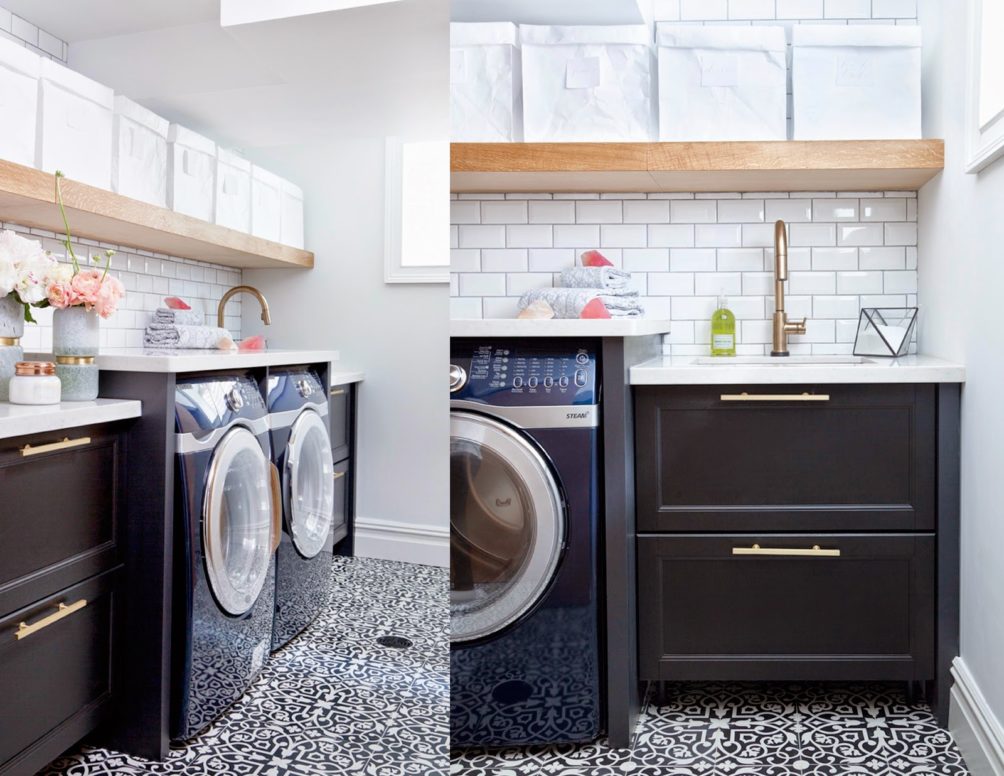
top-left (218, 285), bottom-right (271, 329)
top-left (771, 220), bottom-right (806, 357)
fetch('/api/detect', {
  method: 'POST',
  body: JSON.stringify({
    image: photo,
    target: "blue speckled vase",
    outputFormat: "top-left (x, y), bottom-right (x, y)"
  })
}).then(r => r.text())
top-left (0, 295), bottom-right (25, 402)
top-left (53, 307), bottom-right (100, 401)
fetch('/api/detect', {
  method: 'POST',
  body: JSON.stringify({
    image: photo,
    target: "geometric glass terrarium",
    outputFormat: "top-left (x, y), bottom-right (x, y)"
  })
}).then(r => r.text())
top-left (852, 307), bottom-right (919, 358)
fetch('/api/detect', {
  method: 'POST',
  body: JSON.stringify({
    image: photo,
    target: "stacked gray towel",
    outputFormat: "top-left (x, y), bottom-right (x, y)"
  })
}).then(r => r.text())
top-left (559, 266), bottom-right (631, 291)
top-left (153, 307), bottom-right (204, 326)
top-left (518, 288), bottom-right (644, 319)
top-left (143, 324), bottom-right (233, 349)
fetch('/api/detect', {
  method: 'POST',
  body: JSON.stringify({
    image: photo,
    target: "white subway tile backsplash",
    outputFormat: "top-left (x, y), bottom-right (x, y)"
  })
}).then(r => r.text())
top-left (681, 0), bottom-right (728, 19)
top-left (452, 187), bottom-right (921, 355)
top-left (873, 0), bottom-right (917, 17)
top-left (777, 0), bottom-right (824, 17)
top-left (728, 0), bottom-right (775, 18)
top-left (824, 0), bottom-right (871, 17)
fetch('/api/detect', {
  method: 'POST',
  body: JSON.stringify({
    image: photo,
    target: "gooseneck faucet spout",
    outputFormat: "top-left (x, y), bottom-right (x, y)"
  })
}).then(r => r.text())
top-left (771, 219), bottom-right (807, 357)
top-left (218, 285), bottom-right (271, 329)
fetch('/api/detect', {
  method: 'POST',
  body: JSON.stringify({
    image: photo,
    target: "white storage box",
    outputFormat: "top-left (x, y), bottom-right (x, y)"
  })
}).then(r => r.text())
top-left (38, 58), bottom-right (114, 188)
top-left (792, 25), bottom-right (922, 140)
top-left (112, 96), bottom-right (169, 207)
top-left (520, 25), bottom-right (655, 142)
top-left (280, 179), bottom-right (304, 249)
top-left (0, 37), bottom-right (40, 167)
top-left (250, 165), bottom-right (281, 242)
top-left (215, 148), bottom-right (252, 232)
top-left (167, 124), bottom-right (216, 222)
top-left (451, 22), bottom-right (521, 142)
top-left (657, 25), bottom-right (786, 141)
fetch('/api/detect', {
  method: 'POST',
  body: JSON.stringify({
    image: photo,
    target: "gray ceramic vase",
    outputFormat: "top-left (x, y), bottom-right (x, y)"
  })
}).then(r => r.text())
top-left (53, 306), bottom-right (100, 401)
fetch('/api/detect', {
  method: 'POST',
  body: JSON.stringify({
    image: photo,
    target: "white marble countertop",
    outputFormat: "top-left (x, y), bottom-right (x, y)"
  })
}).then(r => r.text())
top-left (96, 348), bottom-right (341, 373)
top-left (0, 399), bottom-right (142, 441)
top-left (450, 319), bottom-right (672, 338)
top-left (329, 366), bottom-right (365, 386)
top-left (630, 354), bottom-right (966, 385)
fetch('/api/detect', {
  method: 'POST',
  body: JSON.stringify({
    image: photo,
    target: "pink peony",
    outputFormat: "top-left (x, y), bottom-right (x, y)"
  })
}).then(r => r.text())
top-left (47, 281), bottom-right (76, 309)
top-left (70, 268), bottom-right (105, 310)
top-left (93, 275), bottom-right (125, 319)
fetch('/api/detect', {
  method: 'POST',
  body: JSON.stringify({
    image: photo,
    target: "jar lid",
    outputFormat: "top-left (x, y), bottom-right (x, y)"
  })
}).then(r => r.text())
top-left (15, 361), bottom-right (56, 376)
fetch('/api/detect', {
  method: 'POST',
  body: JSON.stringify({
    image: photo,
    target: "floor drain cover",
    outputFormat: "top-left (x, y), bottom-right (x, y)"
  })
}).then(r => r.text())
top-left (376, 635), bottom-right (413, 649)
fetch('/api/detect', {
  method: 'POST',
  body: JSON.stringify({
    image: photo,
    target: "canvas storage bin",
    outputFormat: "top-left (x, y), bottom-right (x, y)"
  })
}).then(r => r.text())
top-left (251, 165), bottom-right (282, 242)
top-left (215, 148), bottom-right (252, 232)
top-left (450, 22), bottom-right (521, 142)
top-left (112, 96), bottom-right (169, 206)
top-left (280, 179), bottom-right (304, 249)
top-left (657, 25), bottom-right (786, 141)
top-left (520, 25), bottom-right (655, 142)
top-left (0, 37), bottom-right (40, 168)
top-left (38, 58), bottom-right (114, 188)
top-left (167, 124), bottom-right (216, 222)
top-left (792, 25), bottom-right (922, 140)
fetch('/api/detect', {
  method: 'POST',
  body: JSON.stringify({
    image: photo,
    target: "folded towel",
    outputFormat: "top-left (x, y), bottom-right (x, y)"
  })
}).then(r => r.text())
top-left (143, 323), bottom-right (233, 349)
top-left (153, 307), bottom-right (204, 326)
top-left (518, 288), bottom-right (644, 319)
top-left (559, 266), bottom-right (631, 290)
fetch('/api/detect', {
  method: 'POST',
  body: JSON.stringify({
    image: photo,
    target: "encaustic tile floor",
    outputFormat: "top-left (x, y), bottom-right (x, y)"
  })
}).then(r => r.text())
top-left (451, 682), bottom-right (971, 776)
top-left (42, 557), bottom-right (449, 776)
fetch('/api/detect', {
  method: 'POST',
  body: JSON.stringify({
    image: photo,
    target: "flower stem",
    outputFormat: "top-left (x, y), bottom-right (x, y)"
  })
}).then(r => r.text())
top-left (54, 172), bottom-right (80, 274)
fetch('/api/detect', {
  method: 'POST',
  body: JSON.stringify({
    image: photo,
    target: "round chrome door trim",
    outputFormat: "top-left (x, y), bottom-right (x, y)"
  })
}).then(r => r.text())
top-left (203, 426), bottom-right (274, 617)
top-left (450, 410), bottom-right (565, 644)
top-left (450, 364), bottom-right (467, 393)
top-left (285, 408), bottom-right (335, 559)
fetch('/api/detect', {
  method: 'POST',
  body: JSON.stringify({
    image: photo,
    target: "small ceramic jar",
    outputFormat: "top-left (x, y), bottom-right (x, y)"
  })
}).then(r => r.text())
top-left (9, 361), bottom-right (61, 405)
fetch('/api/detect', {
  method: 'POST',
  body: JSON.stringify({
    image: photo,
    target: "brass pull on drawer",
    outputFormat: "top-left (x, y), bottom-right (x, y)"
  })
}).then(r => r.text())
top-left (330, 388), bottom-right (346, 396)
top-left (20, 436), bottom-right (92, 457)
top-left (732, 544), bottom-right (841, 558)
top-left (720, 393), bottom-right (830, 402)
top-left (332, 471), bottom-right (346, 480)
top-left (16, 599), bottom-right (88, 640)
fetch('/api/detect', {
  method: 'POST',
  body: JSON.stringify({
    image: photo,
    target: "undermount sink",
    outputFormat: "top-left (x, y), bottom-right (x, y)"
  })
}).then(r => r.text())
top-left (692, 355), bottom-right (870, 366)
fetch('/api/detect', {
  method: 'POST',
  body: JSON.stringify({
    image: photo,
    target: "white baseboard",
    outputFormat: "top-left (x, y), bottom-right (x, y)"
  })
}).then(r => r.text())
top-left (950, 657), bottom-right (1004, 776)
top-left (352, 516), bottom-right (449, 568)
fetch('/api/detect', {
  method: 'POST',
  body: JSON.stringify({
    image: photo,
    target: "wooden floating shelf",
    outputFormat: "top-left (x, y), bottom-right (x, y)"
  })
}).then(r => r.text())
top-left (0, 159), bottom-right (313, 270)
top-left (451, 140), bottom-right (945, 193)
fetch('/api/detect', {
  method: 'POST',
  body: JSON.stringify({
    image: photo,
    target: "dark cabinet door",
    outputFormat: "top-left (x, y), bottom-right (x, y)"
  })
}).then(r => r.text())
top-left (635, 384), bottom-right (936, 532)
top-left (637, 534), bottom-right (935, 682)
top-left (329, 385), bottom-right (352, 463)
top-left (330, 459), bottom-right (350, 549)
top-left (0, 568), bottom-right (119, 776)
top-left (0, 426), bottom-right (125, 617)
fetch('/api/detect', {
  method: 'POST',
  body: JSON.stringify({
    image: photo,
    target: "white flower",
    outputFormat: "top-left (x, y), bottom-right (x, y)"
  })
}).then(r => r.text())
top-left (0, 261), bottom-right (15, 297)
top-left (16, 251), bottom-right (57, 304)
top-left (0, 229), bottom-right (53, 304)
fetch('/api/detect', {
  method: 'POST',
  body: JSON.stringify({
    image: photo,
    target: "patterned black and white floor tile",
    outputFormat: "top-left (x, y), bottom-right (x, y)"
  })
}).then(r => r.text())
top-left (41, 556), bottom-right (449, 776)
top-left (451, 682), bottom-right (970, 776)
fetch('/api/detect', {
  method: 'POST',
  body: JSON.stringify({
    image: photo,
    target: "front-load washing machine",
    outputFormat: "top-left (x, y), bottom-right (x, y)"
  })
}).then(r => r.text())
top-left (449, 339), bottom-right (603, 748)
top-left (171, 374), bottom-right (280, 741)
top-left (267, 368), bottom-right (336, 651)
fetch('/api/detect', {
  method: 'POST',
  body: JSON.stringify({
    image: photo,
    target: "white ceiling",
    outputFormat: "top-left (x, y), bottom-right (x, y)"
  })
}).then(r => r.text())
top-left (450, 0), bottom-right (651, 26)
top-left (39, 0), bottom-right (447, 153)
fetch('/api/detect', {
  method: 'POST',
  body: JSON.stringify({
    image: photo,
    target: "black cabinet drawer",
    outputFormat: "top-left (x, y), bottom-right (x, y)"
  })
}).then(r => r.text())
top-left (0, 568), bottom-right (119, 776)
top-left (330, 459), bottom-right (350, 548)
top-left (635, 384), bottom-right (936, 532)
top-left (329, 385), bottom-right (352, 463)
top-left (638, 534), bottom-right (935, 682)
top-left (0, 426), bottom-right (125, 617)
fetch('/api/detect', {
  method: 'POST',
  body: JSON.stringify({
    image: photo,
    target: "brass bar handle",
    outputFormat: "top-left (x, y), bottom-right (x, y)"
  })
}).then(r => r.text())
top-left (720, 393), bottom-right (829, 402)
top-left (269, 462), bottom-right (283, 554)
top-left (332, 471), bottom-right (346, 480)
top-left (20, 436), bottom-right (92, 457)
top-left (330, 388), bottom-right (346, 396)
top-left (732, 544), bottom-right (841, 558)
top-left (16, 599), bottom-right (88, 640)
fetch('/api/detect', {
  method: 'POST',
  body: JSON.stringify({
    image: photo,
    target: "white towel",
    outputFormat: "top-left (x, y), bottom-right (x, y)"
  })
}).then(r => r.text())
top-left (518, 288), bottom-right (644, 319)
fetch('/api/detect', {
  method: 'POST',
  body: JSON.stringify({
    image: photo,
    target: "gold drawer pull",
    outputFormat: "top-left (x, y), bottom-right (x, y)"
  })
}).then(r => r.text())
top-left (330, 388), bottom-right (346, 396)
top-left (733, 544), bottom-right (841, 558)
top-left (16, 599), bottom-right (88, 640)
top-left (20, 436), bottom-right (92, 457)
top-left (720, 392), bottom-right (829, 402)
top-left (332, 471), bottom-right (346, 480)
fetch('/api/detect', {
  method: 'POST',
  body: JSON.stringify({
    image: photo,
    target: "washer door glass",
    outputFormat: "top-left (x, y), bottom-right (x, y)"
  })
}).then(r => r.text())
top-left (204, 427), bottom-right (274, 616)
top-left (286, 409), bottom-right (335, 559)
top-left (450, 410), bottom-right (565, 644)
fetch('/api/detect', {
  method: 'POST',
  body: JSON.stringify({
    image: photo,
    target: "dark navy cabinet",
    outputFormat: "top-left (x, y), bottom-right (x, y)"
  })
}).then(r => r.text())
top-left (329, 383), bottom-right (355, 555)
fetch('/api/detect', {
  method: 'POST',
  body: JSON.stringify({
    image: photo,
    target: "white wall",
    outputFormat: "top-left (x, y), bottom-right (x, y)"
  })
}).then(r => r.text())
top-left (918, 0), bottom-right (1004, 763)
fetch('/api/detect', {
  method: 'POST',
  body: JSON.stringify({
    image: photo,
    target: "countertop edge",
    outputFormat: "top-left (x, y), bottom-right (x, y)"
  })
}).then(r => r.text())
top-left (95, 349), bottom-right (342, 373)
top-left (329, 369), bottom-right (365, 386)
top-left (450, 319), bottom-right (673, 338)
top-left (0, 399), bottom-right (143, 441)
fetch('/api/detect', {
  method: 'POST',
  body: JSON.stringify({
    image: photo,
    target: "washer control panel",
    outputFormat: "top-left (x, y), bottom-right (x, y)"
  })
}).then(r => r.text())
top-left (450, 341), bottom-right (598, 407)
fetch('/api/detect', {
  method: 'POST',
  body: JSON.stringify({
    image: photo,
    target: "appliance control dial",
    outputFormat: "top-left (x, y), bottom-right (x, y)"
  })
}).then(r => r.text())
top-left (558, 375), bottom-right (569, 388)
top-left (512, 375), bottom-right (524, 389)
top-left (226, 387), bottom-right (245, 412)
top-left (295, 378), bottom-right (314, 398)
top-left (575, 352), bottom-right (589, 365)
top-left (543, 376), bottom-right (554, 388)
top-left (574, 370), bottom-right (587, 387)
top-left (449, 364), bottom-right (467, 393)
top-left (528, 376), bottom-right (538, 388)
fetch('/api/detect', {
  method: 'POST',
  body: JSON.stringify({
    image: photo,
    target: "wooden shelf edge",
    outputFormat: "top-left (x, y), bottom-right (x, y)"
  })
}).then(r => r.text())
top-left (0, 159), bottom-right (314, 270)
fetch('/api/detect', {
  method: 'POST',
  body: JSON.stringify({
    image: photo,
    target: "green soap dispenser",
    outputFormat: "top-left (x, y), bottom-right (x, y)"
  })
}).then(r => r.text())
top-left (710, 295), bottom-right (736, 356)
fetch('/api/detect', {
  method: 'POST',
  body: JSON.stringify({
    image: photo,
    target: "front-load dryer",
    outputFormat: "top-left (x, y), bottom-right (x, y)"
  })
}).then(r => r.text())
top-left (172, 374), bottom-right (280, 741)
top-left (449, 339), bottom-right (603, 748)
top-left (267, 368), bottom-right (336, 651)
